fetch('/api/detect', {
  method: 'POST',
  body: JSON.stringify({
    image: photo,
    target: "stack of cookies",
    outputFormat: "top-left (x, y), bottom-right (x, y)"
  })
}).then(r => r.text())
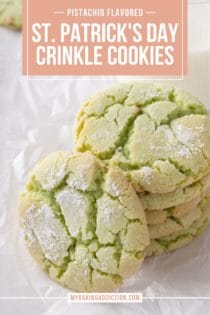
top-left (19, 83), bottom-right (210, 292)
top-left (74, 83), bottom-right (210, 256)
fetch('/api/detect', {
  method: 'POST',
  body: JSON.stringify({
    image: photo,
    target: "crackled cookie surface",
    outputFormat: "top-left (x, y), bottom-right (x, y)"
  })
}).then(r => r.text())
top-left (19, 151), bottom-right (149, 292)
top-left (75, 83), bottom-right (210, 193)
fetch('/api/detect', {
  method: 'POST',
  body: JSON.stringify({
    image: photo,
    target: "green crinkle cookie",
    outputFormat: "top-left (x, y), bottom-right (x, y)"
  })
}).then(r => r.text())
top-left (0, 0), bottom-right (22, 30)
top-left (75, 83), bottom-right (210, 193)
top-left (19, 151), bottom-right (149, 292)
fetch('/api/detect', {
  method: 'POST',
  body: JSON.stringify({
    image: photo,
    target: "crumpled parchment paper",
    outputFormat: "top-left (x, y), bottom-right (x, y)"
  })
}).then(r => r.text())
top-left (0, 1), bottom-right (210, 314)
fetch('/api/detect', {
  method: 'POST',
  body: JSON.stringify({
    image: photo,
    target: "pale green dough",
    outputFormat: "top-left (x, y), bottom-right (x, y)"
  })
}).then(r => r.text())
top-left (145, 201), bottom-right (210, 256)
top-left (19, 151), bottom-right (149, 292)
top-left (0, 0), bottom-right (22, 29)
top-left (75, 83), bottom-right (210, 193)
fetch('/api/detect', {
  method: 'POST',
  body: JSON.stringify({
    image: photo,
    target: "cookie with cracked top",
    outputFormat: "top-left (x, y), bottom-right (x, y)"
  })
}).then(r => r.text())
top-left (74, 83), bottom-right (210, 194)
top-left (18, 151), bottom-right (149, 292)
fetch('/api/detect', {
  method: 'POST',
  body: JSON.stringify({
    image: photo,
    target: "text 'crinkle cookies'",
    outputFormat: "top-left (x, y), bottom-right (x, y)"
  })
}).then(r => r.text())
top-left (19, 151), bottom-right (150, 292)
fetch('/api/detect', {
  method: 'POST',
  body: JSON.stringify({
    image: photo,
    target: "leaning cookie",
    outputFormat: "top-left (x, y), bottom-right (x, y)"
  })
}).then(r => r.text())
top-left (145, 200), bottom-right (210, 257)
top-left (19, 151), bottom-right (150, 292)
top-left (75, 83), bottom-right (210, 194)
top-left (0, 0), bottom-right (22, 30)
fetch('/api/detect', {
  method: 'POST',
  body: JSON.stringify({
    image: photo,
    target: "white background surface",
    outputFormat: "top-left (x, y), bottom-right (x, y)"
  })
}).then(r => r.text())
top-left (0, 1), bottom-right (210, 314)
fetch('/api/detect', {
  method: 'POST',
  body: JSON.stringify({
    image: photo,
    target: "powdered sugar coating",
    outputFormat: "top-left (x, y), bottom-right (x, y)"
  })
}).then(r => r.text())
top-left (139, 167), bottom-right (153, 185)
top-left (75, 83), bottom-right (210, 193)
top-left (23, 203), bottom-right (71, 265)
top-left (19, 151), bottom-right (149, 292)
